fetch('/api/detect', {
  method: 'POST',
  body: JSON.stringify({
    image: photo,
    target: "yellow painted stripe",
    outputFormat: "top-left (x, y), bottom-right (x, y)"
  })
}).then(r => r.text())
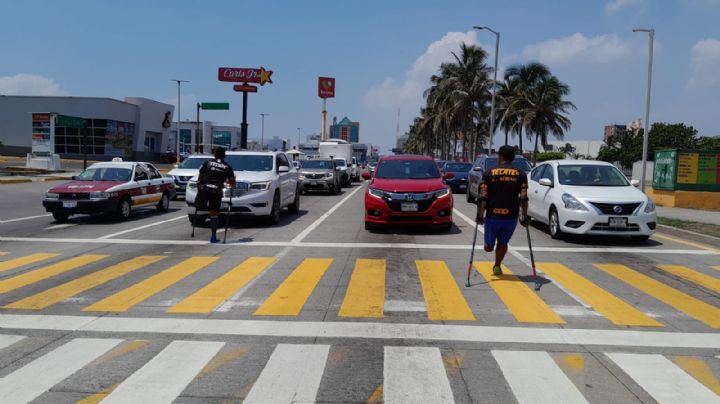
top-left (0, 252), bottom-right (7, 256)
top-left (338, 259), bottom-right (386, 318)
top-left (168, 257), bottom-right (275, 314)
top-left (416, 260), bottom-right (475, 321)
top-left (131, 195), bottom-right (161, 205)
top-left (75, 383), bottom-right (120, 404)
top-left (540, 263), bottom-right (662, 327)
top-left (4, 256), bottom-right (166, 310)
top-left (473, 262), bottom-right (564, 324)
top-left (0, 253), bottom-right (60, 272)
top-left (254, 258), bottom-right (332, 316)
top-left (83, 256), bottom-right (218, 312)
top-left (653, 233), bottom-right (719, 253)
top-left (0, 255), bottom-right (108, 294)
top-left (657, 265), bottom-right (720, 293)
top-left (595, 264), bottom-right (720, 328)
top-left (671, 356), bottom-right (720, 395)
top-left (713, 266), bottom-right (720, 272)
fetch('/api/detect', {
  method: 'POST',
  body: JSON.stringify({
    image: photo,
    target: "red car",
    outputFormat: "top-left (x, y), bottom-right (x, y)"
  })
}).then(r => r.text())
top-left (362, 155), bottom-right (454, 231)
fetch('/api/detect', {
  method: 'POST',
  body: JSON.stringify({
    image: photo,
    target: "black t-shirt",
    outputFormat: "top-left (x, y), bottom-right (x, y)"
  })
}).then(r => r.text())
top-left (198, 159), bottom-right (235, 189)
top-left (481, 164), bottom-right (528, 219)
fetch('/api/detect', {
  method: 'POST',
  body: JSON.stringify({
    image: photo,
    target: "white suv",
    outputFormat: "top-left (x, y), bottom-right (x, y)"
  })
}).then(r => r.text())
top-left (166, 154), bottom-right (213, 198)
top-left (186, 151), bottom-right (300, 224)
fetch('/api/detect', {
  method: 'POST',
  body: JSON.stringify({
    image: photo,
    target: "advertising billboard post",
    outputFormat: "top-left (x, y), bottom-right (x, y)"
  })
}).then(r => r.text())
top-left (218, 67), bottom-right (274, 149)
top-left (318, 77), bottom-right (336, 141)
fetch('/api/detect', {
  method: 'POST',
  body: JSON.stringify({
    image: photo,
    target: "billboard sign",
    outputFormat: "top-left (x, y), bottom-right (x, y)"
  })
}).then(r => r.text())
top-left (318, 77), bottom-right (335, 98)
top-left (31, 113), bottom-right (53, 154)
top-left (218, 67), bottom-right (273, 85)
top-left (233, 85), bottom-right (258, 93)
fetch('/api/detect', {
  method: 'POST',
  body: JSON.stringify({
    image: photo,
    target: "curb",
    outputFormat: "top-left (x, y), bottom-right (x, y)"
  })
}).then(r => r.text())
top-left (39, 176), bottom-right (73, 182)
top-left (0, 178), bottom-right (32, 184)
top-left (656, 224), bottom-right (720, 249)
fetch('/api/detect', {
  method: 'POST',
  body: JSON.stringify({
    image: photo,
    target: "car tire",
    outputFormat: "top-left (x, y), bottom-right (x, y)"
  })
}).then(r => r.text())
top-left (267, 191), bottom-right (281, 225)
top-left (52, 212), bottom-right (69, 223)
top-left (288, 187), bottom-right (300, 214)
top-left (466, 190), bottom-right (475, 203)
top-left (549, 207), bottom-right (563, 240)
top-left (116, 197), bottom-right (132, 221)
top-left (631, 235), bottom-right (650, 242)
top-left (364, 221), bottom-right (374, 231)
top-left (156, 192), bottom-right (170, 212)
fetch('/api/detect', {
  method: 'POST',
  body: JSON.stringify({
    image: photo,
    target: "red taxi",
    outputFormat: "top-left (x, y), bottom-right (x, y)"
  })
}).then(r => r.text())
top-left (43, 160), bottom-right (175, 222)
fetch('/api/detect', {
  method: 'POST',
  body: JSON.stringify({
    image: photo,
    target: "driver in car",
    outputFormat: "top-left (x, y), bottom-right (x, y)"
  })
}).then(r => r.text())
top-left (196, 147), bottom-right (236, 243)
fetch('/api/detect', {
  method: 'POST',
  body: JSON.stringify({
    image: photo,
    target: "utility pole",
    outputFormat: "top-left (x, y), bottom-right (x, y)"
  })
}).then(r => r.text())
top-left (297, 127), bottom-right (302, 148)
top-left (633, 28), bottom-right (655, 193)
top-left (170, 79), bottom-right (189, 163)
top-left (259, 113), bottom-right (270, 151)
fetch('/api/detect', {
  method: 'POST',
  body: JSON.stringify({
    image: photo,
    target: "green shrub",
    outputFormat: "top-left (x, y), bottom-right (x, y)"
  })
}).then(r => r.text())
top-left (535, 151), bottom-right (565, 162)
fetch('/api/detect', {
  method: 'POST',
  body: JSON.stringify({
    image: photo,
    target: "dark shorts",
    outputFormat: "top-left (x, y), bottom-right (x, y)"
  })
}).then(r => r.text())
top-left (484, 216), bottom-right (517, 247)
top-left (196, 186), bottom-right (223, 212)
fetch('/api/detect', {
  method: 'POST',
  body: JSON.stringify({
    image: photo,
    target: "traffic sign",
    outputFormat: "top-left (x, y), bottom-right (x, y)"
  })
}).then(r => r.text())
top-left (218, 67), bottom-right (273, 85)
top-left (233, 85), bottom-right (258, 93)
top-left (318, 77), bottom-right (335, 98)
top-left (200, 102), bottom-right (230, 110)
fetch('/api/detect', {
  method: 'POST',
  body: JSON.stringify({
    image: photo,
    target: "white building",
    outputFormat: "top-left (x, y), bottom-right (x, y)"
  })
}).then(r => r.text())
top-left (168, 121), bottom-right (242, 154)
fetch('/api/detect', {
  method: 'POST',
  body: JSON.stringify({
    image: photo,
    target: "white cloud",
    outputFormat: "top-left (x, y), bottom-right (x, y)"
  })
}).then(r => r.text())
top-left (365, 30), bottom-right (482, 109)
top-left (0, 73), bottom-right (69, 96)
top-left (521, 33), bottom-right (631, 66)
top-left (605, 0), bottom-right (644, 13)
top-left (688, 38), bottom-right (720, 89)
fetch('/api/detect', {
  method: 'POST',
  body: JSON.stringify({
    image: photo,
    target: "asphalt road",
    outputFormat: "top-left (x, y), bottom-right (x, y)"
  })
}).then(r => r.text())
top-left (0, 180), bottom-right (718, 403)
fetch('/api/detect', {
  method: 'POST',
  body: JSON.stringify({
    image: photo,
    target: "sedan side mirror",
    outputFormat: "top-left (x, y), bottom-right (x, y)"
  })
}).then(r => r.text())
top-left (539, 178), bottom-right (553, 187)
top-left (278, 165), bottom-right (290, 173)
top-left (630, 179), bottom-right (640, 187)
top-left (362, 172), bottom-right (372, 180)
top-left (443, 172), bottom-right (455, 179)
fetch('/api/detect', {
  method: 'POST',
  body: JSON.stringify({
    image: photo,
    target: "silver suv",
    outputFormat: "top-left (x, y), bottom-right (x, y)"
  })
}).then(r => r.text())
top-left (299, 159), bottom-right (342, 194)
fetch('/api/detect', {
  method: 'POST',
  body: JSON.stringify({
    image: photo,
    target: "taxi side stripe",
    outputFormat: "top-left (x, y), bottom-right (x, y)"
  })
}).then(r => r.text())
top-left (338, 259), bottom-right (386, 318)
top-left (0, 253), bottom-right (61, 273)
top-left (417, 260), bottom-right (475, 321)
top-left (595, 264), bottom-right (720, 328)
top-left (656, 265), bottom-right (720, 293)
top-left (0, 255), bottom-right (108, 294)
top-left (254, 258), bottom-right (332, 316)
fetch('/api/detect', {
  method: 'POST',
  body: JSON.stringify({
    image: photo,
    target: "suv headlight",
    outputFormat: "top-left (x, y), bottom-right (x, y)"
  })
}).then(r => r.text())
top-left (188, 181), bottom-right (197, 190)
top-left (562, 193), bottom-right (588, 211)
top-left (298, 174), bottom-right (306, 180)
top-left (644, 198), bottom-right (656, 213)
top-left (324, 172), bottom-right (334, 179)
top-left (45, 192), bottom-right (59, 199)
top-left (433, 188), bottom-right (450, 198)
top-left (251, 181), bottom-right (273, 191)
top-left (368, 188), bottom-right (387, 199)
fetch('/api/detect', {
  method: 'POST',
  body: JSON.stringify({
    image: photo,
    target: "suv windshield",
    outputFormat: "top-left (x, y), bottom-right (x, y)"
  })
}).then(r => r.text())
top-left (301, 160), bottom-right (333, 169)
top-left (76, 167), bottom-right (132, 181)
top-left (558, 165), bottom-right (630, 186)
top-left (178, 157), bottom-right (212, 169)
top-left (444, 162), bottom-right (472, 172)
top-left (376, 159), bottom-right (440, 179)
top-left (485, 157), bottom-right (532, 173)
top-left (225, 155), bottom-right (274, 171)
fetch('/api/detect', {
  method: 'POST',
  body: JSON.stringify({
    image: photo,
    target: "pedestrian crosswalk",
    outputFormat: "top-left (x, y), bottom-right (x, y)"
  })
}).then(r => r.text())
top-left (0, 251), bottom-right (718, 329)
top-left (0, 335), bottom-right (717, 403)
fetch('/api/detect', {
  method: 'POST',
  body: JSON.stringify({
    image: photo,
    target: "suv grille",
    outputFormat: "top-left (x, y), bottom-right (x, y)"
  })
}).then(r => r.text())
top-left (59, 193), bottom-right (90, 200)
top-left (589, 202), bottom-right (641, 215)
top-left (385, 191), bottom-right (435, 212)
top-left (304, 173), bottom-right (327, 180)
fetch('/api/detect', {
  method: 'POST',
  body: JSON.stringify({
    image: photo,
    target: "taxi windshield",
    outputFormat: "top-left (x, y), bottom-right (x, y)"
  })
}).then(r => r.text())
top-left (76, 167), bottom-right (132, 181)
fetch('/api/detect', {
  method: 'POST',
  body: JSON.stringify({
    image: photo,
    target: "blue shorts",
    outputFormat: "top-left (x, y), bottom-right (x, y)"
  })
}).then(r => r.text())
top-left (484, 217), bottom-right (518, 247)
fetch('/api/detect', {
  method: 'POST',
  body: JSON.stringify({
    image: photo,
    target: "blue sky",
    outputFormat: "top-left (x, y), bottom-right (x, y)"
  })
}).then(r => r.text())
top-left (1, 0), bottom-right (718, 153)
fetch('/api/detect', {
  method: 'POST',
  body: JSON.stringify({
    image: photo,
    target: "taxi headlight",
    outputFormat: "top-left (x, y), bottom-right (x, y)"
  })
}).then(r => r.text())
top-left (251, 181), bottom-right (273, 191)
top-left (45, 192), bottom-right (59, 199)
top-left (562, 193), bottom-right (588, 211)
top-left (89, 192), bottom-right (113, 199)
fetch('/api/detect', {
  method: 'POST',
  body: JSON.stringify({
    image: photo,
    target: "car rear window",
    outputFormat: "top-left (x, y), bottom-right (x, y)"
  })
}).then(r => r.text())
top-left (376, 159), bottom-right (440, 179)
top-left (179, 157), bottom-right (212, 169)
top-left (444, 162), bottom-right (472, 172)
top-left (485, 157), bottom-right (532, 173)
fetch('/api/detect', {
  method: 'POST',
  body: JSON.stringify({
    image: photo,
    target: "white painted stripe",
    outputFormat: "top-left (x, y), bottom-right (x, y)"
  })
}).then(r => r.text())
top-left (492, 350), bottom-right (588, 404)
top-left (0, 236), bottom-right (715, 254)
top-left (453, 208), bottom-right (484, 234)
top-left (102, 340), bottom-right (224, 404)
top-left (244, 344), bottom-right (330, 404)
top-left (384, 300), bottom-right (427, 312)
top-left (0, 334), bottom-right (25, 350)
top-left (384, 346), bottom-right (454, 404)
top-left (0, 338), bottom-right (122, 403)
top-left (0, 214), bottom-right (51, 223)
top-left (98, 215), bottom-right (185, 239)
top-left (2, 314), bottom-right (718, 349)
top-left (44, 223), bottom-right (77, 230)
top-left (606, 353), bottom-right (718, 404)
top-left (291, 184), bottom-right (365, 243)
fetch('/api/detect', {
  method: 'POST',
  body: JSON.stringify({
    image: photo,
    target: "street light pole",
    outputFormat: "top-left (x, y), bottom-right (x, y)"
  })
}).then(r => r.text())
top-left (474, 26), bottom-right (500, 153)
top-left (259, 113), bottom-right (270, 151)
top-left (297, 127), bottom-right (302, 149)
top-left (170, 79), bottom-right (189, 164)
top-left (633, 28), bottom-right (655, 193)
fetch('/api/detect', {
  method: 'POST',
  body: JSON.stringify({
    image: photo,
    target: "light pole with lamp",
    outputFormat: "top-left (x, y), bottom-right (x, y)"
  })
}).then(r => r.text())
top-left (632, 28), bottom-right (654, 193)
top-left (170, 79), bottom-right (189, 163)
top-left (259, 113), bottom-right (270, 151)
top-left (296, 127), bottom-right (302, 149)
top-left (473, 25), bottom-right (500, 152)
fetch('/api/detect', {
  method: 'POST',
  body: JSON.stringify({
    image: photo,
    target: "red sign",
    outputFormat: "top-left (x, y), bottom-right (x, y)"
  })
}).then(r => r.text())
top-left (218, 67), bottom-right (273, 85)
top-left (32, 113), bottom-right (51, 121)
top-left (318, 77), bottom-right (335, 98)
top-left (233, 84), bottom-right (258, 93)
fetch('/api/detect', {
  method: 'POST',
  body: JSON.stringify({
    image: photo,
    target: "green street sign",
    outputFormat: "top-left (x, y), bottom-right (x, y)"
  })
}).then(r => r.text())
top-left (200, 102), bottom-right (230, 110)
top-left (56, 114), bottom-right (86, 128)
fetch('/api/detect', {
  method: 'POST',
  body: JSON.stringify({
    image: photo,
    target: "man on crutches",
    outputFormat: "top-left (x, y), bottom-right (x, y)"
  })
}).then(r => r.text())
top-left (196, 147), bottom-right (236, 243)
top-left (476, 146), bottom-right (529, 275)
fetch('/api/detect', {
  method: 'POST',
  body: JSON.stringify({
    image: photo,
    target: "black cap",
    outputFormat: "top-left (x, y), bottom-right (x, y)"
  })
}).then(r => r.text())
top-left (214, 147), bottom-right (226, 159)
top-left (498, 145), bottom-right (515, 163)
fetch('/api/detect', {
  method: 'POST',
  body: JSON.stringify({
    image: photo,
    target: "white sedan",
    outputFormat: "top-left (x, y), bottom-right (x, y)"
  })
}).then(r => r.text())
top-left (527, 160), bottom-right (656, 241)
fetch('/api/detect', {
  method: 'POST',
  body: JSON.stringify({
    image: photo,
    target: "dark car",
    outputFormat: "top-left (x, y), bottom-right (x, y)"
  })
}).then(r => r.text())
top-left (441, 161), bottom-right (473, 193)
top-left (466, 155), bottom-right (532, 203)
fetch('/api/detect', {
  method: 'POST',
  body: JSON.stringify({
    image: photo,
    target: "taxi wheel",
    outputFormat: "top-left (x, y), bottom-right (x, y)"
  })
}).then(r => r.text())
top-left (156, 192), bottom-right (170, 212)
top-left (52, 212), bottom-right (69, 223)
top-left (116, 197), bottom-right (132, 221)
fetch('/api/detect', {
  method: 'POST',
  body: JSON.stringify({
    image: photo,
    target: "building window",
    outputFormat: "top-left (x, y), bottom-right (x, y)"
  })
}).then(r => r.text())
top-left (212, 130), bottom-right (231, 147)
top-left (53, 118), bottom-right (134, 157)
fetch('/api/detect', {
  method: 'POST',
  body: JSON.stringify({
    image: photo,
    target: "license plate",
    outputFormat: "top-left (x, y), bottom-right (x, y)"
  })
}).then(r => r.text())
top-left (459, 184), bottom-right (467, 189)
top-left (401, 202), bottom-right (418, 212)
top-left (62, 201), bottom-right (77, 209)
top-left (609, 217), bottom-right (627, 228)
top-left (310, 181), bottom-right (317, 185)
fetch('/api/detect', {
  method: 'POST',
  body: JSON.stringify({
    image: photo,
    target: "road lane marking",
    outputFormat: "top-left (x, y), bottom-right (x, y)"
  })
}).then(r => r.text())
top-left (290, 184), bottom-right (365, 243)
top-left (2, 314), bottom-right (720, 348)
top-left (474, 262), bottom-right (565, 324)
top-left (654, 233), bottom-right (720, 253)
top-left (98, 215), bottom-right (186, 239)
top-left (384, 346), bottom-right (454, 404)
top-left (168, 257), bottom-right (275, 314)
top-left (492, 350), bottom-right (589, 404)
top-left (339, 258), bottom-right (386, 318)
top-left (0, 255), bottom-right (108, 294)
top-left (595, 264), bottom-right (720, 328)
top-left (671, 356), bottom-right (720, 395)
top-left (44, 223), bottom-right (77, 230)
top-left (453, 208), bottom-right (484, 233)
top-left (384, 300), bottom-right (427, 312)
top-left (0, 334), bottom-right (25, 349)
top-left (416, 260), bottom-right (475, 321)
top-left (713, 266), bottom-right (720, 271)
top-left (83, 256), bottom-right (218, 312)
top-left (4, 256), bottom-right (166, 310)
top-left (0, 213), bottom-right (51, 223)
top-left (0, 252), bottom-right (60, 272)
top-left (656, 265), bottom-right (720, 293)
top-left (606, 353), bottom-right (718, 403)
top-left (0, 338), bottom-right (122, 404)
top-left (254, 258), bottom-right (333, 316)
top-left (539, 263), bottom-right (662, 327)
top-left (244, 344), bottom-right (330, 404)
top-left (102, 340), bottom-right (225, 404)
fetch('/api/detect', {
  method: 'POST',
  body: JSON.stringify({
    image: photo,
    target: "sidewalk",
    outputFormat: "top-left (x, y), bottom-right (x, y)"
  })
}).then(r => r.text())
top-left (0, 172), bottom-right (80, 184)
top-left (656, 206), bottom-right (720, 225)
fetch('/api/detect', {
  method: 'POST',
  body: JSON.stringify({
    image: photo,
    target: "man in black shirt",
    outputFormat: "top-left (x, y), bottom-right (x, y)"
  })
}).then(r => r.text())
top-left (476, 145), bottom-right (529, 275)
top-left (197, 147), bottom-right (236, 243)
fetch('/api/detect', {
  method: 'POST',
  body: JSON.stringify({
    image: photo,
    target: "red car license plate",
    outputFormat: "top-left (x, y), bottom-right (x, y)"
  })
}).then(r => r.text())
top-left (401, 202), bottom-right (418, 212)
